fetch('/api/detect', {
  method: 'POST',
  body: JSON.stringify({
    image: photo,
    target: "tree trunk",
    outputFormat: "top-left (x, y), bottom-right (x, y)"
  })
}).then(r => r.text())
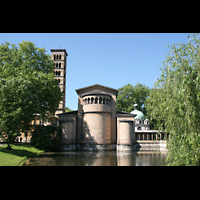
top-left (6, 143), bottom-right (13, 150)
top-left (6, 134), bottom-right (13, 150)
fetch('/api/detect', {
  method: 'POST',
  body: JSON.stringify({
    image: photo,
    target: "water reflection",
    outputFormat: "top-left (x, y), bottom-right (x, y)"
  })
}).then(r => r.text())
top-left (23, 151), bottom-right (167, 166)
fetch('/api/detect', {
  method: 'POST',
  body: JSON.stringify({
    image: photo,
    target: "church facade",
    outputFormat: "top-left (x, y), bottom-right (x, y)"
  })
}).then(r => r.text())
top-left (58, 84), bottom-right (138, 151)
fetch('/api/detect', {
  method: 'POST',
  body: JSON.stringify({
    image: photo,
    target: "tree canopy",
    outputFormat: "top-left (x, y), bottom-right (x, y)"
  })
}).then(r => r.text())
top-left (65, 107), bottom-right (74, 112)
top-left (0, 41), bottom-right (63, 149)
top-left (146, 33), bottom-right (200, 165)
top-left (116, 83), bottom-right (150, 114)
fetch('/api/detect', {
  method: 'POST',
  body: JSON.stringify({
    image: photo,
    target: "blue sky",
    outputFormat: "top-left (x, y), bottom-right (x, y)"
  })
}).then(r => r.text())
top-left (0, 33), bottom-right (190, 110)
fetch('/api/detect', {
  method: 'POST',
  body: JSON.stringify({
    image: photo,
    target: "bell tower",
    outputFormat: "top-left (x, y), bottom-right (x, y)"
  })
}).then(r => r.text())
top-left (50, 49), bottom-right (68, 115)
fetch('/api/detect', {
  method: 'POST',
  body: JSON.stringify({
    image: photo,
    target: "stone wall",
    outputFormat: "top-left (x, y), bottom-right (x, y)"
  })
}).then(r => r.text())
top-left (58, 111), bottom-right (77, 146)
top-left (76, 84), bottom-right (118, 147)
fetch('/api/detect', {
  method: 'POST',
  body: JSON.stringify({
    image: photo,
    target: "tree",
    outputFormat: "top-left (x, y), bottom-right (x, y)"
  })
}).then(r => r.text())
top-left (65, 107), bottom-right (74, 112)
top-left (145, 88), bottom-right (163, 130)
top-left (146, 33), bottom-right (200, 165)
top-left (116, 83), bottom-right (150, 114)
top-left (0, 41), bottom-right (63, 149)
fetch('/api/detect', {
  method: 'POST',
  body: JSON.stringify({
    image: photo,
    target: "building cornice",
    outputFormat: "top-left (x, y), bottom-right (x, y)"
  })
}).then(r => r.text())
top-left (50, 49), bottom-right (68, 56)
top-left (81, 92), bottom-right (112, 98)
top-left (76, 84), bottom-right (118, 95)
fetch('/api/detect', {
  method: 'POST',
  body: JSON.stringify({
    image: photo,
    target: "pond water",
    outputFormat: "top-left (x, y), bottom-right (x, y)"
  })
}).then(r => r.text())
top-left (23, 151), bottom-right (167, 166)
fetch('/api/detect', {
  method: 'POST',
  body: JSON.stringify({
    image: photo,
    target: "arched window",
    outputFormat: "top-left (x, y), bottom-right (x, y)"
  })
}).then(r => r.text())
top-left (138, 127), bottom-right (141, 130)
top-left (59, 63), bottom-right (61, 68)
top-left (88, 98), bottom-right (90, 104)
top-left (107, 98), bottom-right (109, 105)
top-left (103, 98), bottom-right (105, 104)
top-left (56, 71), bottom-right (58, 76)
top-left (91, 97), bottom-right (94, 104)
top-left (54, 55), bottom-right (56, 60)
top-left (57, 55), bottom-right (59, 60)
top-left (59, 55), bottom-right (61, 60)
top-left (85, 98), bottom-right (88, 104)
top-left (95, 97), bottom-right (98, 104)
top-left (58, 71), bottom-right (61, 76)
top-left (56, 63), bottom-right (58, 68)
top-left (99, 97), bottom-right (102, 104)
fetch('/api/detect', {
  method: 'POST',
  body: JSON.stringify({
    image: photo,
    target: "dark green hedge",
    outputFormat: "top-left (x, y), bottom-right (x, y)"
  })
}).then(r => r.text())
top-left (31, 125), bottom-right (62, 152)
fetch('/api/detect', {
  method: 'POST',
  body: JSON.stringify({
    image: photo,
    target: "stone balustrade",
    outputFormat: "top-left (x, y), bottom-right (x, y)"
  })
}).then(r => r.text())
top-left (135, 130), bottom-right (169, 141)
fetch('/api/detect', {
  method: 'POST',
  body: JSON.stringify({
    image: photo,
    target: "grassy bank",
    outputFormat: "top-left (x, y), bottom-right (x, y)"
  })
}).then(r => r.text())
top-left (0, 143), bottom-right (44, 166)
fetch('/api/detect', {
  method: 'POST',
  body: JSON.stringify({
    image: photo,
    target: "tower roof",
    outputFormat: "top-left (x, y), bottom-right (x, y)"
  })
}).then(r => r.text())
top-left (50, 49), bottom-right (68, 56)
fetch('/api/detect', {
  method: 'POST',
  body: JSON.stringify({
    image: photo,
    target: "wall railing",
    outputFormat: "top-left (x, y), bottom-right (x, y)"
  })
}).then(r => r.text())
top-left (135, 131), bottom-right (169, 141)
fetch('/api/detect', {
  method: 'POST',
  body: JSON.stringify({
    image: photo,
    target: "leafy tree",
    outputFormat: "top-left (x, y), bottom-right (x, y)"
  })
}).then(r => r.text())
top-left (146, 33), bottom-right (200, 165)
top-left (145, 88), bottom-right (163, 130)
top-left (0, 41), bottom-right (63, 149)
top-left (65, 107), bottom-right (74, 112)
top-left (116, 83), bottom-right (150, 114)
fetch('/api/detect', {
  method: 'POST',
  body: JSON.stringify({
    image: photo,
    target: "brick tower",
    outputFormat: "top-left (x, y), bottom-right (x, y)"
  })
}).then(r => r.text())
top-left (50, 49), bottom-right (68, 115)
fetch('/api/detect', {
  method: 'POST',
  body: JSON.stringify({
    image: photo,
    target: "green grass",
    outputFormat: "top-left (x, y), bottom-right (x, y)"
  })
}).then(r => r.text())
top-left (0, 143), bottom-right (44, 166)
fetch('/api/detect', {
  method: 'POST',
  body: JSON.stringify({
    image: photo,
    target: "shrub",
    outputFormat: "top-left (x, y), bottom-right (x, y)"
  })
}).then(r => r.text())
top-left (31, 125), bottom-right (62, 152)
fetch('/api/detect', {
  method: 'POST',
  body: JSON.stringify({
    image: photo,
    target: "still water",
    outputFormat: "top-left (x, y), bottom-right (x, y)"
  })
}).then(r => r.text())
top-left (23, 151), bottom-right (167, 166)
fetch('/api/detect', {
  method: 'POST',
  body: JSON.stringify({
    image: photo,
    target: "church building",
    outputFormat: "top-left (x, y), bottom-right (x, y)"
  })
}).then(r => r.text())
top-left (49, 48), bottom-right (153, 151)
top-left (50, 49), bottom-right (68, 116)
top-left (58, 83), bottom-right (139, 151)
top-left (21, 48), bottom-right (167, 152)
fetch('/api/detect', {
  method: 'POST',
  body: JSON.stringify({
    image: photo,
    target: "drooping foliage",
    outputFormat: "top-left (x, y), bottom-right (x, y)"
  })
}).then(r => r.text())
top-left (146, 34), bottom-right (200, 165)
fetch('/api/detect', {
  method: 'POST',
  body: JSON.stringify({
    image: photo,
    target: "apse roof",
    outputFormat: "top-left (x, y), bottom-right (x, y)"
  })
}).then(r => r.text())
top-left (76, 84), bottom-right (118, 95)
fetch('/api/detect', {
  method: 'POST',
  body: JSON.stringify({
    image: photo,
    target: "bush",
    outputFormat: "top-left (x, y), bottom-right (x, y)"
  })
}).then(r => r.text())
top-left (31, 125), bottom-right (62, 152)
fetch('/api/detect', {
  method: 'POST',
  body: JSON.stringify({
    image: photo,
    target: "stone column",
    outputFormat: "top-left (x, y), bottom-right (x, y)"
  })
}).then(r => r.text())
top-left (147, 132), bottom-right (150, 140)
